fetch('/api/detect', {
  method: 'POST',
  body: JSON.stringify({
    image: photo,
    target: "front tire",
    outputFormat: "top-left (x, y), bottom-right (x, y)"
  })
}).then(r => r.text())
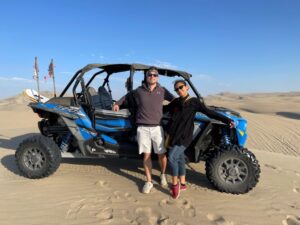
top-left (205, 145), bottom-right (260, 194)
top-left (15, 135), bottom-right (61, 178)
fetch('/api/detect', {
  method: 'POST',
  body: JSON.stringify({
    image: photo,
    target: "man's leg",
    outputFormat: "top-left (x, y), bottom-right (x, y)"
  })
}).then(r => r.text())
top-left (158, 153), bottom-right (167, 174)
top-left (137, 126), bottom-right (153, 193)
top-left (152, 126), bottom-right (167, 186)
top-left (143, 153), bottom-right (152, 182)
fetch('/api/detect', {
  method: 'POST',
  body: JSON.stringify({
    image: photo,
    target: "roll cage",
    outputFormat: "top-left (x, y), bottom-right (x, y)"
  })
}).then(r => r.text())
top-left (59, 63), bottom-right (203, 106)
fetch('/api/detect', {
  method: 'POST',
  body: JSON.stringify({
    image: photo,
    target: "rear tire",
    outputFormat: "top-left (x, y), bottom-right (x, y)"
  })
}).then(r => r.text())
top-left (15, 135), bottom-right (61, 179)
top-left (205, 145), bottom-right (260, 194)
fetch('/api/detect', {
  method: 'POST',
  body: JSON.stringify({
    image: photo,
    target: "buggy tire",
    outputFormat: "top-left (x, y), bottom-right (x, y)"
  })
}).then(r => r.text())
top-left (15, 135), bottom-right (61, 179)
top-left (205, 145), bottom-right (260, 194)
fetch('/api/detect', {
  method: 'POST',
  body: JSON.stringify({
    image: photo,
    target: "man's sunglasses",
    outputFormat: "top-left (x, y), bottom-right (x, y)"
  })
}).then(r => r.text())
top-left (147, 73), bottom-right (158, 77)
top-left (174, 85), bottom-right (185, 92)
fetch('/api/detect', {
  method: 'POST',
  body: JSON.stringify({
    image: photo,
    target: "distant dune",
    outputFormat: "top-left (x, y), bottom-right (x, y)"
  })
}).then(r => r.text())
top-left (206, 91), bottom-right (300, 116)
top-left (205, 92), bottom-right (300, 156)
top-left (0, 91), bottom-right (54, 110)
top-left (0, 91), bottom-right (300, 225)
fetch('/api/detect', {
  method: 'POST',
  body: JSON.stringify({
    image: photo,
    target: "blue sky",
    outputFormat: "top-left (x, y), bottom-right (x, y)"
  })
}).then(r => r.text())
top-left (0, 0), bottom-right (299, 99)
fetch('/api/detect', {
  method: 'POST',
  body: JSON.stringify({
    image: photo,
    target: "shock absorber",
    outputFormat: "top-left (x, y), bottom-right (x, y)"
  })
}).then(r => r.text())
top-left (60, 132), bottom-right (72, 152)
top-left (221, 128), bottom-right (231, 146)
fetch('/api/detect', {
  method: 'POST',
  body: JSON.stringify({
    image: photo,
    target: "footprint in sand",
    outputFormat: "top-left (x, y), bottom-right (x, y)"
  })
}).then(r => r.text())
top-left (207, 213), bottom-right (234, 225)
top-left (265, 203), bottom-right (284, 216)
top-left (264, 164), bottom-right (282, 172)
top-left (108, 190), bottom-right (138, 203)
top-left (121, 207), bottom-right (179, 225)
top-left (131, 207), bottom-right (170, 225)
top-left (289, 202), bottom-right (300, 210)
top-left (159, 198), bottom-right (196, 218)
top-left (66, 199), bottom-right (86, 219)
top-left (293, 187), bottom-right (300, 194)
top-left (282, 215), bottom-right (300, 225)
top-left (95, 180), bottom-right (109, 189)
top-left (264, 165), bottom-right (300, 179)
top-left (95, 207), bottom-right (113, 224)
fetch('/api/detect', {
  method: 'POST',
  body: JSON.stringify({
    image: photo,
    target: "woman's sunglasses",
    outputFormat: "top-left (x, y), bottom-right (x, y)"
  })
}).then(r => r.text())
top-left (174, 85), bottom-right (185, 92)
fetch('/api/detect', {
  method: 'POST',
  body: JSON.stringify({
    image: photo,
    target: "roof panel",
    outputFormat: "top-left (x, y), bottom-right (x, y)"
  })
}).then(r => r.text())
top-left (81, 63), bottom-right (191, 79)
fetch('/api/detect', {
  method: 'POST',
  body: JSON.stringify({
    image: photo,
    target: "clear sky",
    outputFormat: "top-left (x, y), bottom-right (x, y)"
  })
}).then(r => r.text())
top-left (0, 0), bottom-right (299, 99)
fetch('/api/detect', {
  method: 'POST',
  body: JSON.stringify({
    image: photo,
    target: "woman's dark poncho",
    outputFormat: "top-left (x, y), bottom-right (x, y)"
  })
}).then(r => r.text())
top-left (164, 95), bottom-right (232, 147)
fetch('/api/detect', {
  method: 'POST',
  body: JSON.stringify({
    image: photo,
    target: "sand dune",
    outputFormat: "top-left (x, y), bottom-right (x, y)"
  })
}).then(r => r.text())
top-left (0, 92), bottom-right (300, 225)
top-left (206, 92), bottom-right (300, 116)
top-left (206, 92), bottom-right (300, 156)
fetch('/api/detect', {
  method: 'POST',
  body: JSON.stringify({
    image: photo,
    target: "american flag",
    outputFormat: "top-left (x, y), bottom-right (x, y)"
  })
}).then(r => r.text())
top-left (48, 59), bottom-right (54, 78)
top-left (33, 57), bottom-right (39, 80)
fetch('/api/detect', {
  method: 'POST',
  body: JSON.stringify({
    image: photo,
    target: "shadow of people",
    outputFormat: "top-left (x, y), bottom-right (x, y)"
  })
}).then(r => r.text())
top-left (62, 157), bottom-right (216, 194)
top-left (62, 157), bottom-right (171, 195)
top-left (0, 133), bottom-right (39, 151)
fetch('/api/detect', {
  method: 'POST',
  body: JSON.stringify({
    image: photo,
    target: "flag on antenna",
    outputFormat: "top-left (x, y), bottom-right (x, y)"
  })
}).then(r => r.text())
top-left (48, 59), bottom-right (54, 78)
top-left (33, 57), bottom-right (39, 80)
top-left (48, 58), bottom-right (57, 97)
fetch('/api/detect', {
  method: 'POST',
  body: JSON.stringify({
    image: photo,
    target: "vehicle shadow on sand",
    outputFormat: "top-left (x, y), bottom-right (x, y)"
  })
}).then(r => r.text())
top-left (1, 153), bottom-right (215, 194)
top-left (0, 133), bottom-right (39, 151)
top-left (1, 154), bottom-right (23, 176)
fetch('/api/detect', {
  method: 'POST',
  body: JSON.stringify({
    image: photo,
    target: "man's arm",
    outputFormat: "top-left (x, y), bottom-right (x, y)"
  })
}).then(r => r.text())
top-left (113, 95), bottom-right (126, 111)
top-left (113, 90), bottom-right (137, 111)
top-left (163, 87), bottom-right (175, 102)
top-left (163, 98), bottom-right (176, 114)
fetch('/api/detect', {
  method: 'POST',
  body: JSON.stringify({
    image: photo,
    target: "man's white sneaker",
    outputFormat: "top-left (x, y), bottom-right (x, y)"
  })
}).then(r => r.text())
top-left (160, 173), bottom-right (168, 186)
top-left (142, 181), bottom-right (153, 194)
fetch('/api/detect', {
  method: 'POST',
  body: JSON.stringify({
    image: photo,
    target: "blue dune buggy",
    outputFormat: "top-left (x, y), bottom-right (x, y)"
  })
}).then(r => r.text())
top-left (15, 64), bottom-right (260, 194)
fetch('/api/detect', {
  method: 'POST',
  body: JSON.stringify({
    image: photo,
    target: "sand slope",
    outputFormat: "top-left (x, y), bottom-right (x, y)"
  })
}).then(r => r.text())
top-left (0, 92), bottom-right (300, 225)
top-left (206, 92), bottom-right (300, 156)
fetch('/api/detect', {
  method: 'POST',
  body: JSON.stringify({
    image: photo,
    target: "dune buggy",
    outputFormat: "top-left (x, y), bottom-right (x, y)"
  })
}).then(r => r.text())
top-left (15, 63), bottom-right (260, 194)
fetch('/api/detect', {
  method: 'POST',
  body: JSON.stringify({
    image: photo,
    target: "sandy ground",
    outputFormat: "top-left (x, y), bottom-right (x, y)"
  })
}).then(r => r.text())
top-left (0, 92), bottom-right (300, 225)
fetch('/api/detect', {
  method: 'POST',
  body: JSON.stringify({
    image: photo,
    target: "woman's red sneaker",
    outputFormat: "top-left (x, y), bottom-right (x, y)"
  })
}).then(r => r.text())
top-left (171, 183), bottom-right (180, 199)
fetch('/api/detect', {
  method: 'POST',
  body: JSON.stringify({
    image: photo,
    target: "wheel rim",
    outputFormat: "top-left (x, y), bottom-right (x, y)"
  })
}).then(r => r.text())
top-left (218, 157), bottom-right (248, 184)
top-left (23, 147), bottom-right (46, 170)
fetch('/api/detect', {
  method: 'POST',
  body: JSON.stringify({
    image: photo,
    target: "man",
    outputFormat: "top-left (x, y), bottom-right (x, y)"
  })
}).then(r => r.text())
top-left (113, 67), bottom-right (174, 193)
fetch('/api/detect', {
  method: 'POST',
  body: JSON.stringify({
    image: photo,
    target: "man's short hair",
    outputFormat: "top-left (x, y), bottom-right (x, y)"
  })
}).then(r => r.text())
top-left (147, 67), bottom-right (159, 75)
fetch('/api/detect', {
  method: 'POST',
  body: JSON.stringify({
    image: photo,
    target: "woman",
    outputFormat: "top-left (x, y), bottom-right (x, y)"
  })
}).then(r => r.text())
top-left (164, 80), bottom-right (234, 199)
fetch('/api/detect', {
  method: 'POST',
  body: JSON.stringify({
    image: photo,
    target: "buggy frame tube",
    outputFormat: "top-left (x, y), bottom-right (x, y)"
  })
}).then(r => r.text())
top-left (60, 69), bottom-right (82, 97)
top-left (72, 79), bottom-right (81, 105)
top-left (85, 70), bottom-right (105, 87)
top-left (185, 78), bottom-right (202, 99)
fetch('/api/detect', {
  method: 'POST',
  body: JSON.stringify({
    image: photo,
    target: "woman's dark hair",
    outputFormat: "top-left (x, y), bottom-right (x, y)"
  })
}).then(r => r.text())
top-left (173, 79), bottom-right (187, 88)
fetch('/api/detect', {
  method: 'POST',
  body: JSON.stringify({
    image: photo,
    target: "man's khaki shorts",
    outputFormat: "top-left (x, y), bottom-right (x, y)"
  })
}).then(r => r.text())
top-left (137, 125), bottom-right (166, 154)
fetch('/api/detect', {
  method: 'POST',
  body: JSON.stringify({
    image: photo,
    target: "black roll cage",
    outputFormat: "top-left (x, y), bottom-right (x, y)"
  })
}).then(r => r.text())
top-left (59, 63), bottom-right (203, 105)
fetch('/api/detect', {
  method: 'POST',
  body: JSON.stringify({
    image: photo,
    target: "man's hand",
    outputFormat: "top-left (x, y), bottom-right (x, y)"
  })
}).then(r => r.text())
top-left (112, 104), bottom-right (120, 112)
